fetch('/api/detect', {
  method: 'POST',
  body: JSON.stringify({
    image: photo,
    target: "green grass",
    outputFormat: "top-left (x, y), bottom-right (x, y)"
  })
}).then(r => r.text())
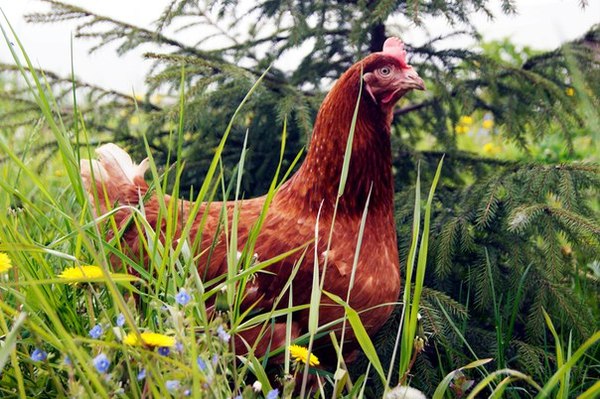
top-left (1, 15), bottom-right (599, 399)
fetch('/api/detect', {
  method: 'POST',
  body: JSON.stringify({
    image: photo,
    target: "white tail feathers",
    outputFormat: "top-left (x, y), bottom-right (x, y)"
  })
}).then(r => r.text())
top-left (95, 143), bottom-right (149, 184)
top-left (80, 143), bottom-right (149, 194)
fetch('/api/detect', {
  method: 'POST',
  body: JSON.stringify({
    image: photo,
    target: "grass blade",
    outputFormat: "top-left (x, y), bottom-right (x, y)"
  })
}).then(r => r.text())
top-left (0, 312), bottom-right (27, 371)
top-left (431, 358), bottom-right (493, 399)
top-left (323, 291), bottom-right (386, 384)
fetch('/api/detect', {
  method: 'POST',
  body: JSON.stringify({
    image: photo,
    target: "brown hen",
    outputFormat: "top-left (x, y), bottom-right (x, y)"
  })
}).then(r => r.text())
top-left (80, 37), bottom-right (424, 359)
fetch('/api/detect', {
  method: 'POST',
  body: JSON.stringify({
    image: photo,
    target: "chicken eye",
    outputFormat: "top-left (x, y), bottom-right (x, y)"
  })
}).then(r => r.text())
top-left (379, 66), bottom-right (392, 76)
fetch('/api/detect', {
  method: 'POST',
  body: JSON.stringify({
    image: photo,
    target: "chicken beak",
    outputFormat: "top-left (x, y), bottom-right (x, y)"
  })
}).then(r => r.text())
top-left (401, 67), bottom-right (425, 91)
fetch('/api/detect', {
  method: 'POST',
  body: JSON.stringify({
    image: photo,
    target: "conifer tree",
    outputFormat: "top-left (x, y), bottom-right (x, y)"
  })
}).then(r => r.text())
top-left (2, 0), bottom-right (598, 396)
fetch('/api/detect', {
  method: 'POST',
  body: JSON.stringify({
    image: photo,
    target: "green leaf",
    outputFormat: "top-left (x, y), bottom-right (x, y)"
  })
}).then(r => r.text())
top-left (466, 369), bottom-right (542, 399)
top-left (338, 65), bottom-right (364, 197)
top-left (536, 331), bottom-right (600, 398)
top-left (323, 291), bottom-right (386, 384)
top-left (577, 379), bottom-right (600, 399)
top-left (542, 308), bottom-right (567, 398)
top-left (0, 312), bottom-right (27, 371)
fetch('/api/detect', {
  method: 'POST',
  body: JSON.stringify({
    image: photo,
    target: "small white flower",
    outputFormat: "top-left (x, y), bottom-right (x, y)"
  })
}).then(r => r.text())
top-left (385, 385), bottom-right (427, 399)
top-left (252, 381), bottom-right (262, 392)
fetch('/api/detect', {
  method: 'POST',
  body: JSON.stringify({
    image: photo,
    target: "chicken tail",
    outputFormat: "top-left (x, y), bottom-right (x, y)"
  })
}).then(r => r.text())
top-left (80, 143), bottom-right (149, 215)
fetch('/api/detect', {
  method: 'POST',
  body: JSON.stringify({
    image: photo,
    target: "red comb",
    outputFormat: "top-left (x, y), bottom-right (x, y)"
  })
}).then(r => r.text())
top-left (382, 37), bottom-right (408, 68)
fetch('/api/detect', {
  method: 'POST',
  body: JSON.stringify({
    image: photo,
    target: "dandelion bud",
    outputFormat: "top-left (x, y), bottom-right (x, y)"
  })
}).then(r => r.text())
top-left (414, 337), bottom-right (425, 352)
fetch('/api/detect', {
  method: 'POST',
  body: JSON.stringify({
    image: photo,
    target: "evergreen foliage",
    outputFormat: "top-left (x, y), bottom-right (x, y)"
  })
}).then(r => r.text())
top-left (1, 0), bottom-right (599, 396)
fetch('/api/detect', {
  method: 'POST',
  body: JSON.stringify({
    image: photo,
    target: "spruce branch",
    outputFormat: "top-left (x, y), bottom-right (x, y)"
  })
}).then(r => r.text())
top-left (27, 0), bottom-right (220, 60)
top-left (0, 62), bottom-right (162, 110)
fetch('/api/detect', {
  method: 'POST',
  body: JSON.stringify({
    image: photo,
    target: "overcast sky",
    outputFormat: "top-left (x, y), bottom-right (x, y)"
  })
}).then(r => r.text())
top-left (0, 0), bottom-right (598, 95)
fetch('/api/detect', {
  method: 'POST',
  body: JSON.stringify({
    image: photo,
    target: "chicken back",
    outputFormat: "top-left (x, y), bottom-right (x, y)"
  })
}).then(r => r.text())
top-left (80, 37), bottom-right (424, 358)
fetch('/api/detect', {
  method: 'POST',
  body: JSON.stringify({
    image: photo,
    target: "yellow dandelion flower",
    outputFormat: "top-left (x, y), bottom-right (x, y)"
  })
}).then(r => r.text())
top-left (58, 265), bottom-right (105, 281)
top-left (129, 115), bottom-right (140, 126)
top-left (289, 345), bottom-right (320, 366)
top-left (58, 265), bottom-right (136, 285)
top-left (459, 115), bottom-right (473, 126)
top-left (123, 332), bottom-right (176, 348)
top-left (482, 142), bottom-right (500, 155)
top-left (565, 87), bottom-right (575, 97)
top-left (482, 119), bottom-right (494, 130)
top-left (0, 252), bottom-right (12, 273)
top-left (455, 125), bottom-right (468, 135)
